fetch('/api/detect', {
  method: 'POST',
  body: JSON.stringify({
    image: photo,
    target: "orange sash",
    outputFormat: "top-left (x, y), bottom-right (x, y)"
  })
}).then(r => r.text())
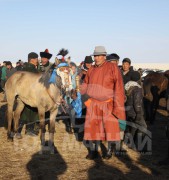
top-left (84, 98), bottom-right (112, 107)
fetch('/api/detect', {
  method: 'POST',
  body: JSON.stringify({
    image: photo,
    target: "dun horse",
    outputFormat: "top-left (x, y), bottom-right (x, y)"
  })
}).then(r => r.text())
top-left (143, 71), bottom-right (168, 124)
top-left (5, 68), bottom-right (63, 153)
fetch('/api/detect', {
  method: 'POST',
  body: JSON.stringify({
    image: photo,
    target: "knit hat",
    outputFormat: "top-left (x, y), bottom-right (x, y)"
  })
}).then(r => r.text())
top-left (28, 52), bottom-right (38, 59)
top-left (107, 53), bottom-right (120, 61)
top-left (122, 58), bottom-right (131, 64)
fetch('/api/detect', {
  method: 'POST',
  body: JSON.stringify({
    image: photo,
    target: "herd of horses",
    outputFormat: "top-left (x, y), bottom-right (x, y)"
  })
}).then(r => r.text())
top-left (1, 64), bottom-right (169, 154)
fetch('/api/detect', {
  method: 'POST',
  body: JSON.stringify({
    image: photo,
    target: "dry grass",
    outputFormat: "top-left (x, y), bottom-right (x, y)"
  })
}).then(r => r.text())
top-left (0, 98), bottom-right (169, 179)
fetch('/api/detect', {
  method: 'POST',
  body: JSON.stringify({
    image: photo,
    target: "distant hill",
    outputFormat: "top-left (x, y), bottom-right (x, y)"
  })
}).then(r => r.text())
top-left (125, 63), bottom-right (169, 70)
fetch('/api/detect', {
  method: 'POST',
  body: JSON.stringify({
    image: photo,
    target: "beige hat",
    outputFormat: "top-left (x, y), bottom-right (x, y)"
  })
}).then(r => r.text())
top-left (92, 46), bottom-right (107, 56)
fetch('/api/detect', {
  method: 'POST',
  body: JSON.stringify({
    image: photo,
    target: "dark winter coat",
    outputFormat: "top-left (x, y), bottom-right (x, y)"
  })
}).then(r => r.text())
top-left (6, 67), bottom-right (17, 80)
top-left (122, 70), bottom-right (134, 85)
top-left (38, 61), bottom-right (53, 73)
top-left (20, 62), bottom-right (39, 124)
top-left (126, 86), bottom-right (144, 118)
top-left (125, 81), bottom-right (147, 129)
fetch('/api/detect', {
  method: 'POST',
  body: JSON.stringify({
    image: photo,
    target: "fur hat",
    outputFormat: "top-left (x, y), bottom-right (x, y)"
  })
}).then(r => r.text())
top-left (40, 49), bottom-right (52, 59)
top-left (57, 48), bottom-right (69, 62)
top-left (84, 56), bottom-right (93, 63)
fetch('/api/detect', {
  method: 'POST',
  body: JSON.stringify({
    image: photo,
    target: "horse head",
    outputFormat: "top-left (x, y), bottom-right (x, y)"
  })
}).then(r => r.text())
top-left (39, 64), bottom-right (64, 92)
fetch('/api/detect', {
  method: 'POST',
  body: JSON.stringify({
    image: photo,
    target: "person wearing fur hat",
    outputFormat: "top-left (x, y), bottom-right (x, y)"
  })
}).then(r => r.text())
top-left (84, 56), bottom-right (93, 70)
top-left (39, 49), bottom-right (53, 72)
top-left (78, 56), bottom-right (93, 83)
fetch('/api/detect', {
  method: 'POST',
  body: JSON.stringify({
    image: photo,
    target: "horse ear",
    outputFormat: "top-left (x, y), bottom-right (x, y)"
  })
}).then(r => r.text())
top-left (66, 56), bottom-right (71, 66)
top-left (55, 57), bottom-right (60, 66)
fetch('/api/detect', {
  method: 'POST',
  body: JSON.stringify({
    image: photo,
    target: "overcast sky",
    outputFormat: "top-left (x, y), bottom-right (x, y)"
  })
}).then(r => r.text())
top-left (0, 0), bottom-right (169, 64)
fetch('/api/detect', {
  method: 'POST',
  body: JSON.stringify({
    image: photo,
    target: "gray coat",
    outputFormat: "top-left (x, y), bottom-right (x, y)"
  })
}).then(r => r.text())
top-left (6, 67), bottom-right (17, 80)
top-left (38, 62), bottom-right (53, 73)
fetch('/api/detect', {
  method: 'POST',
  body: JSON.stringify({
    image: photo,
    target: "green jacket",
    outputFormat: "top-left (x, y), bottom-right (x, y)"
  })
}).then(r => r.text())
top-left (1, 66), bottom-right (7, 81)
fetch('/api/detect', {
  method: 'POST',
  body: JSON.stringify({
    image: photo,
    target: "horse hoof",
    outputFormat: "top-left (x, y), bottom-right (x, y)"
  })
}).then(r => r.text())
top-left (7, 132), bottom-right (14, 142)
top-left (50, 146), bottom-right (58, 154)
top-left (15, 133), bottom-right (23, 139)
top-left (7, 136), bottom-right (13, 142)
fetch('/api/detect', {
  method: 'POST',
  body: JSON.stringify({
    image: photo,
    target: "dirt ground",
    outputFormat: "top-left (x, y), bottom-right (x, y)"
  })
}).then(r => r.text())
top-left (0, 99), bottom-right (169, 180)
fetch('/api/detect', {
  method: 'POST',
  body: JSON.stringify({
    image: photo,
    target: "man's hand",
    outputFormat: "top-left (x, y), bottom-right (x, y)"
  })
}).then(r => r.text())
top-left (71, 89), bottom-right (77, 100)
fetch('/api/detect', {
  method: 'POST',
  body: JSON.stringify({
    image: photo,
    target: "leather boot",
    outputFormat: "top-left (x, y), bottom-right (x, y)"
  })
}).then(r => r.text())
top-left (102, 142), bottom-right (115, 159)
top-left (115, 141), bottom-right (127, 156)
top-left (86, 148), bottom-right (98, 160)
top-left (65, 118), bottom-right (73, 134)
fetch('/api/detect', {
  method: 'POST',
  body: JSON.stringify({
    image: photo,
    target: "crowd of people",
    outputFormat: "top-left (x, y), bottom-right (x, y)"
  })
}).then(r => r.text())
top-left (0, 46), bottom-right (148, 160)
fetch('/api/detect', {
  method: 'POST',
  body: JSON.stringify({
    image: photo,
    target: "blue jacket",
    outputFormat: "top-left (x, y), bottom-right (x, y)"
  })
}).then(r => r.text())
top-left (71, 92), bottom-right (82, 117)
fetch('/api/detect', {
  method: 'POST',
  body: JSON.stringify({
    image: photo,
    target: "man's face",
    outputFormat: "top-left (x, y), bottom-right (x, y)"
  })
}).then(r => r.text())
top-left (71, 66), bottom-right (76, 74)
top-left (7, 65), bottom-right (11, 69)
top-left (41, 57), bottom-right (49, 65)
top-left (110, 60), bottom-right (117, 64)
top-left (122, 62), bottom-right (130, 72)
top-left (85, 63), bottom-right (92, 69)
top-left (31, 58), bottom-right (38, 66)
top-left (94, 55), bottom-right (106, 66)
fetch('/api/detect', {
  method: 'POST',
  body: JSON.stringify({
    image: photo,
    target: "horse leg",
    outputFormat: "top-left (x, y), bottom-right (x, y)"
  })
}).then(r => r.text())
top-left (38, 107), bottom-right (46, 147)
top-left (151, 95), bottom-right (160, 124)
top-left (6, 94), bottom-right (16, 141)
top-left (7, 104), bottom-right (14, 141)
top-left (167, 97), bottom-right (169, 112)
top-left (143, 98), bottom-right (151, 122)
top-left (49, 108), bottom-right (58, 154)
top-left (13, 99), bottom-right (24, 134)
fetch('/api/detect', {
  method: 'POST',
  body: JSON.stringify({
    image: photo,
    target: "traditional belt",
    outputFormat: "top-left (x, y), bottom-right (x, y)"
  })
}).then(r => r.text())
top-left (84, 98), bottom-right (112, 107)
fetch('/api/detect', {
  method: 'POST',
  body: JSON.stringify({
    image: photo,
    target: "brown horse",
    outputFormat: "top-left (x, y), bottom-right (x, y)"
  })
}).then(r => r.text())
top-left (164, 70), bottom-right (169, 112)
top-left (5, 68), bottom-right (63, 153)
top-left (143, 71), bottom-right (168, 124)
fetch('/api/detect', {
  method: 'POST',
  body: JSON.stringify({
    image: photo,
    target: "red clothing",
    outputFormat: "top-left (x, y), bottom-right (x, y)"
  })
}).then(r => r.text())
top-left (80, 61), bottom-right (126, 141)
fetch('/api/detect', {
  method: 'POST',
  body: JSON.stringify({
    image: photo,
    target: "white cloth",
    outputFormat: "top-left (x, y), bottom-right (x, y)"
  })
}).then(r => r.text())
top-left (125, 81), bottom-right (141, 91)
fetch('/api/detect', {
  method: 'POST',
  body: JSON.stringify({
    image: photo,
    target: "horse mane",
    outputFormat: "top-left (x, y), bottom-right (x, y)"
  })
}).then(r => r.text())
top-left (39, 63), bottom-right (56, 88)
